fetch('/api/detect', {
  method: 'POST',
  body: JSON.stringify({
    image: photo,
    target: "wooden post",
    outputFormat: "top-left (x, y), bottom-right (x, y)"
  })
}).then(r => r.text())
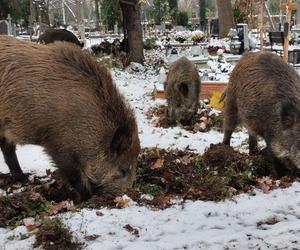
top-left (279, 1), bottom-right (299, 61)
top-left (259, 0), bottom-right (264, 50)
top-left (284, 0), bottom-right (292, 61)
top-left (297, 0), bottom-right (300, 28)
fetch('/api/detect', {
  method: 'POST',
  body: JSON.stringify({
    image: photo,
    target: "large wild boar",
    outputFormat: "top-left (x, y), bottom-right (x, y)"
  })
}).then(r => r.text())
top-left (164, 57), bottom-right (201, 124)
top-left (0, 36), bottom-right (140, 200)
top-left (222, 51), bottom-right (300, 174)
top-left (38, 29), bottom-right (84, 48)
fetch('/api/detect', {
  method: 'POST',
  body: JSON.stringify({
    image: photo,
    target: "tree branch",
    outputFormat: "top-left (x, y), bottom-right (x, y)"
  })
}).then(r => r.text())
top-left (119, 0), bottom-right (138, 6)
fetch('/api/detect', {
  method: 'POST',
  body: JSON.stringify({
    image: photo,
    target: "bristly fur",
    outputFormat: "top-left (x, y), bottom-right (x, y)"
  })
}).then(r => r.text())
top-left (164, 56), bottom-right (200, 123)
top-left (0, 36), bottom-right (140, 200)
top-left (38, 29), bottom-right (84, 47)
top-left (222, 51), bottom-right (300, 175)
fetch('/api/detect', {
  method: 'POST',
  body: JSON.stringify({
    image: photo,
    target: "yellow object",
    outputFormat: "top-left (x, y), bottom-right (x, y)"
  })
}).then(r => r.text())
top-left (210, 91), bottom-right (225, 110)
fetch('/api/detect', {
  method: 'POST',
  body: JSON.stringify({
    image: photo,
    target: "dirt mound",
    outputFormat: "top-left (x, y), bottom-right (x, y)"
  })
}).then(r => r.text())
top-left (0, 192), bottom-right (48, 227)
top-left (34, 218), bottom-right (82, 250)
top-left (0, 145), bottom-right (297, 227)
top-left (202, 143), bottom-right (240, 168)
top-left (144, 104), bottom-right (223, 132)
top-left (37, 171), bottom-right (79, 203)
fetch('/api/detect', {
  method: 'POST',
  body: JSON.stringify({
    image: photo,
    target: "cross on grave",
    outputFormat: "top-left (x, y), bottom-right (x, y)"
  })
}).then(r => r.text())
top-left (7, 14), bottom-right (12, 35)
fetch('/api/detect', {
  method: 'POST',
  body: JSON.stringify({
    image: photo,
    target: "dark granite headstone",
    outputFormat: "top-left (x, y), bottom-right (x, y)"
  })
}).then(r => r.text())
top-left (0, 20), bottom-right (9, 35)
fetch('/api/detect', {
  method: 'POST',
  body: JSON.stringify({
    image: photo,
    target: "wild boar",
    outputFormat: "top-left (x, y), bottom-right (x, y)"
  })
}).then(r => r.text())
top-left (38, 29), bottom-right (84, 48)
top-left (222, 51), bottom-right (300, 173)
top-left (0, 36), bottom-right (140, 200)
top-left (164, 57), bottom-right (201, 124)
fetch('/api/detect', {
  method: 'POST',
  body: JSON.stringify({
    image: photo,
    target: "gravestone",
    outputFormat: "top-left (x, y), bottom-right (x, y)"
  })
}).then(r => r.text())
top-left (0, 20), bottom-right (9, 35)
top-left (114, 22), bottom-right (118, 34)
top-left (0, 14), bottom-right (12, 35)
top-left (174, 26), bottom-right (185, 32)
top-left (155, 24), bottom-right (166, 32)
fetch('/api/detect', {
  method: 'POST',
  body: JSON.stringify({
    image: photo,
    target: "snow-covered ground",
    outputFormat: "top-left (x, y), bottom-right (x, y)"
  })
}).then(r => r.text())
top-left (0, 64), bottom-right (299, 250)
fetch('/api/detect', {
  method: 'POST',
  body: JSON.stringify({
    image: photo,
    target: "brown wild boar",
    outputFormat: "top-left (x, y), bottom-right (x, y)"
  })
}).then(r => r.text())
top-left (164, 57), bottom-right (201, 124)
top-left (222, 51), bottom-right (300, 174)
top-left (0, 36), bottom-right (140, 200)
top-left (38, 29), bottom-right (84, 48)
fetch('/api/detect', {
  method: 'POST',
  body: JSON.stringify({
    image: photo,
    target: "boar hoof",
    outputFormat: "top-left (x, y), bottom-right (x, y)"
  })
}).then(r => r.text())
top-left (11, 173), bottom-right (26, 182)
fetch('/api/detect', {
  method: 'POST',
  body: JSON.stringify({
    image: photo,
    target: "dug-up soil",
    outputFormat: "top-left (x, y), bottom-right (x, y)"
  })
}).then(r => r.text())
top-left (0, 145), bottom-right (298, 238)
top-left (144, 104), bottom-right (223, 132)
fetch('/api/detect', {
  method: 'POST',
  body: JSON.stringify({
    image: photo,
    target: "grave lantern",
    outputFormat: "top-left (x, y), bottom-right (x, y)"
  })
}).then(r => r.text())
top-left (230, 36), bottom-right (242, 55)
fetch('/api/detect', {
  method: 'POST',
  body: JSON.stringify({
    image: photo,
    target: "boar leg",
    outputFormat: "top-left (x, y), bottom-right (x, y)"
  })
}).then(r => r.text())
top-left (222, 96), bottom-right (238, 145)
top-left (262, 147), bottom-right (287, 178)
top-left (0, 137), bottom-right (25, 181)
top-left (249, 135), bottom-right (258, 155)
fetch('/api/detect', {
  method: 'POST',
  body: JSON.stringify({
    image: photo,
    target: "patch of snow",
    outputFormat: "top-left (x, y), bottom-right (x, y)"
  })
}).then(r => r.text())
top-left (0, 56), bottom-right (298, 250)
top-left (2, 183), bottom-right (300, 249)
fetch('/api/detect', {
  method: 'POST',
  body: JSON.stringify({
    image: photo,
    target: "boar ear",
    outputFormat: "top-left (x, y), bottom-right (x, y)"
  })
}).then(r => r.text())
top-left (178, 82), bottom-right (189, 97)
top-left (110, 126), bottom-right (131, 155)
top-left (281, 102), bottom-right (299, 129)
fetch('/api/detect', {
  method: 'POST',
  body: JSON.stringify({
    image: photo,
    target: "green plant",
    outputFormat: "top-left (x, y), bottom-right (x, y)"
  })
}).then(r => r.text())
top-left (176, 11), bottom-right (189, 26)
top-left (144, 38), bottom-right (156, 50)
top-left (141, 184), bottom-right (162, 196)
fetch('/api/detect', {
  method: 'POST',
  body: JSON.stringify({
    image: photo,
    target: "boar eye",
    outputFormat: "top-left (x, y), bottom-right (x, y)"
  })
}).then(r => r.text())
top-left (179, 82), bottom-right (189, 97)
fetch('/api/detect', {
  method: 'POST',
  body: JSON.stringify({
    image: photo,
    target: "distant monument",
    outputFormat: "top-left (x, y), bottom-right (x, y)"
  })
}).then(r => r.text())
top-left (0, 14), bottom-right (12, 35)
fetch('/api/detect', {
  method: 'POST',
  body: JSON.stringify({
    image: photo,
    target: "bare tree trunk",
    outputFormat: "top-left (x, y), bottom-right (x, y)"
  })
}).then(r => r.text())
top-left (75, 0), bottom-right (85, 41)
top-left (216, 0), bottom-right (234, 38)
top-left (296, 0), bottom-right (300, 28)
top-left (119, 0), bottom-right (144, 63)
top-left (95, 0), bottom-right (101, 31)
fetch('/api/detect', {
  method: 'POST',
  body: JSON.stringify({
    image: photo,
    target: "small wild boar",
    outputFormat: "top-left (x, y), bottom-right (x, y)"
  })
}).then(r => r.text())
top-left (0, 36), bottom-right (140, 200)
top-left (164, 57), bottom-right (201, 124)
top-left (222, 51), bottom-right (300, 174)
top-left (38, 29), bottom-right (84, 48)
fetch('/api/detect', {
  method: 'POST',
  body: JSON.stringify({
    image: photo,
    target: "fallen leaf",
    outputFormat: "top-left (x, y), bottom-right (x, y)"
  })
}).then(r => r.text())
top-left (114, 196), bottom-right (130, 207)
top-left (151, 118), bottom-right (161, 127)
top-left (151, 159), bottom-right (164, 169)
top-left (279, 176), bottom-right (293, 189)
top-left (154, 147), bottom-right (161, 157)
top-left (157, 195), bottom-right (174, 209)
top-left (49, 200), bottom-right (75, 215)
top-left (96, 211), bottom-right (103, 216)
top-left (193, 123), bottom-right (202, 133)
top-left (23, 218), bottom-right (41, 232)
top-left (84, 235), bottom-right (100, 241)
top-left (257, 177), bottom-right (275, 193)
top-left (180, 155), bottom-right (191, 166)
top-left (46, 169), bottom-right (53, 177)
top-left (0, 189), bottom-right (6, 197)
top-left (257, 217), bottom-right (280, 227)
top-left (29, 192), bottom-right (42, 201)
top-left (23, 218), bottom-right (35, 227)
top-left (227, 186), bottom-right (237, 196)
top-left (123, 224), bottom-right (139, 237)
top-left (162, 171), bottom-right (172, 182)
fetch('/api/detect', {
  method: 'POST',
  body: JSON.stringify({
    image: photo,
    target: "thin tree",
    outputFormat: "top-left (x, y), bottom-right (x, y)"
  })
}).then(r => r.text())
top-left (168, 0), bottom-right (178, 23)
top-left (95, 0), bottom-right (100, 31)
top-left (199, 0), bottom-right (206, 30)
top-left (119, 0), bottom-right (144, 63)
top-left (216, 0), bottom-right (234, 38)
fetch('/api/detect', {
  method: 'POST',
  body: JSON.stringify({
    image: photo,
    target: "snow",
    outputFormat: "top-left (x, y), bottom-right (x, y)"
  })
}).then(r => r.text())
top-left (0, 57), bottom-right (299, 249)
